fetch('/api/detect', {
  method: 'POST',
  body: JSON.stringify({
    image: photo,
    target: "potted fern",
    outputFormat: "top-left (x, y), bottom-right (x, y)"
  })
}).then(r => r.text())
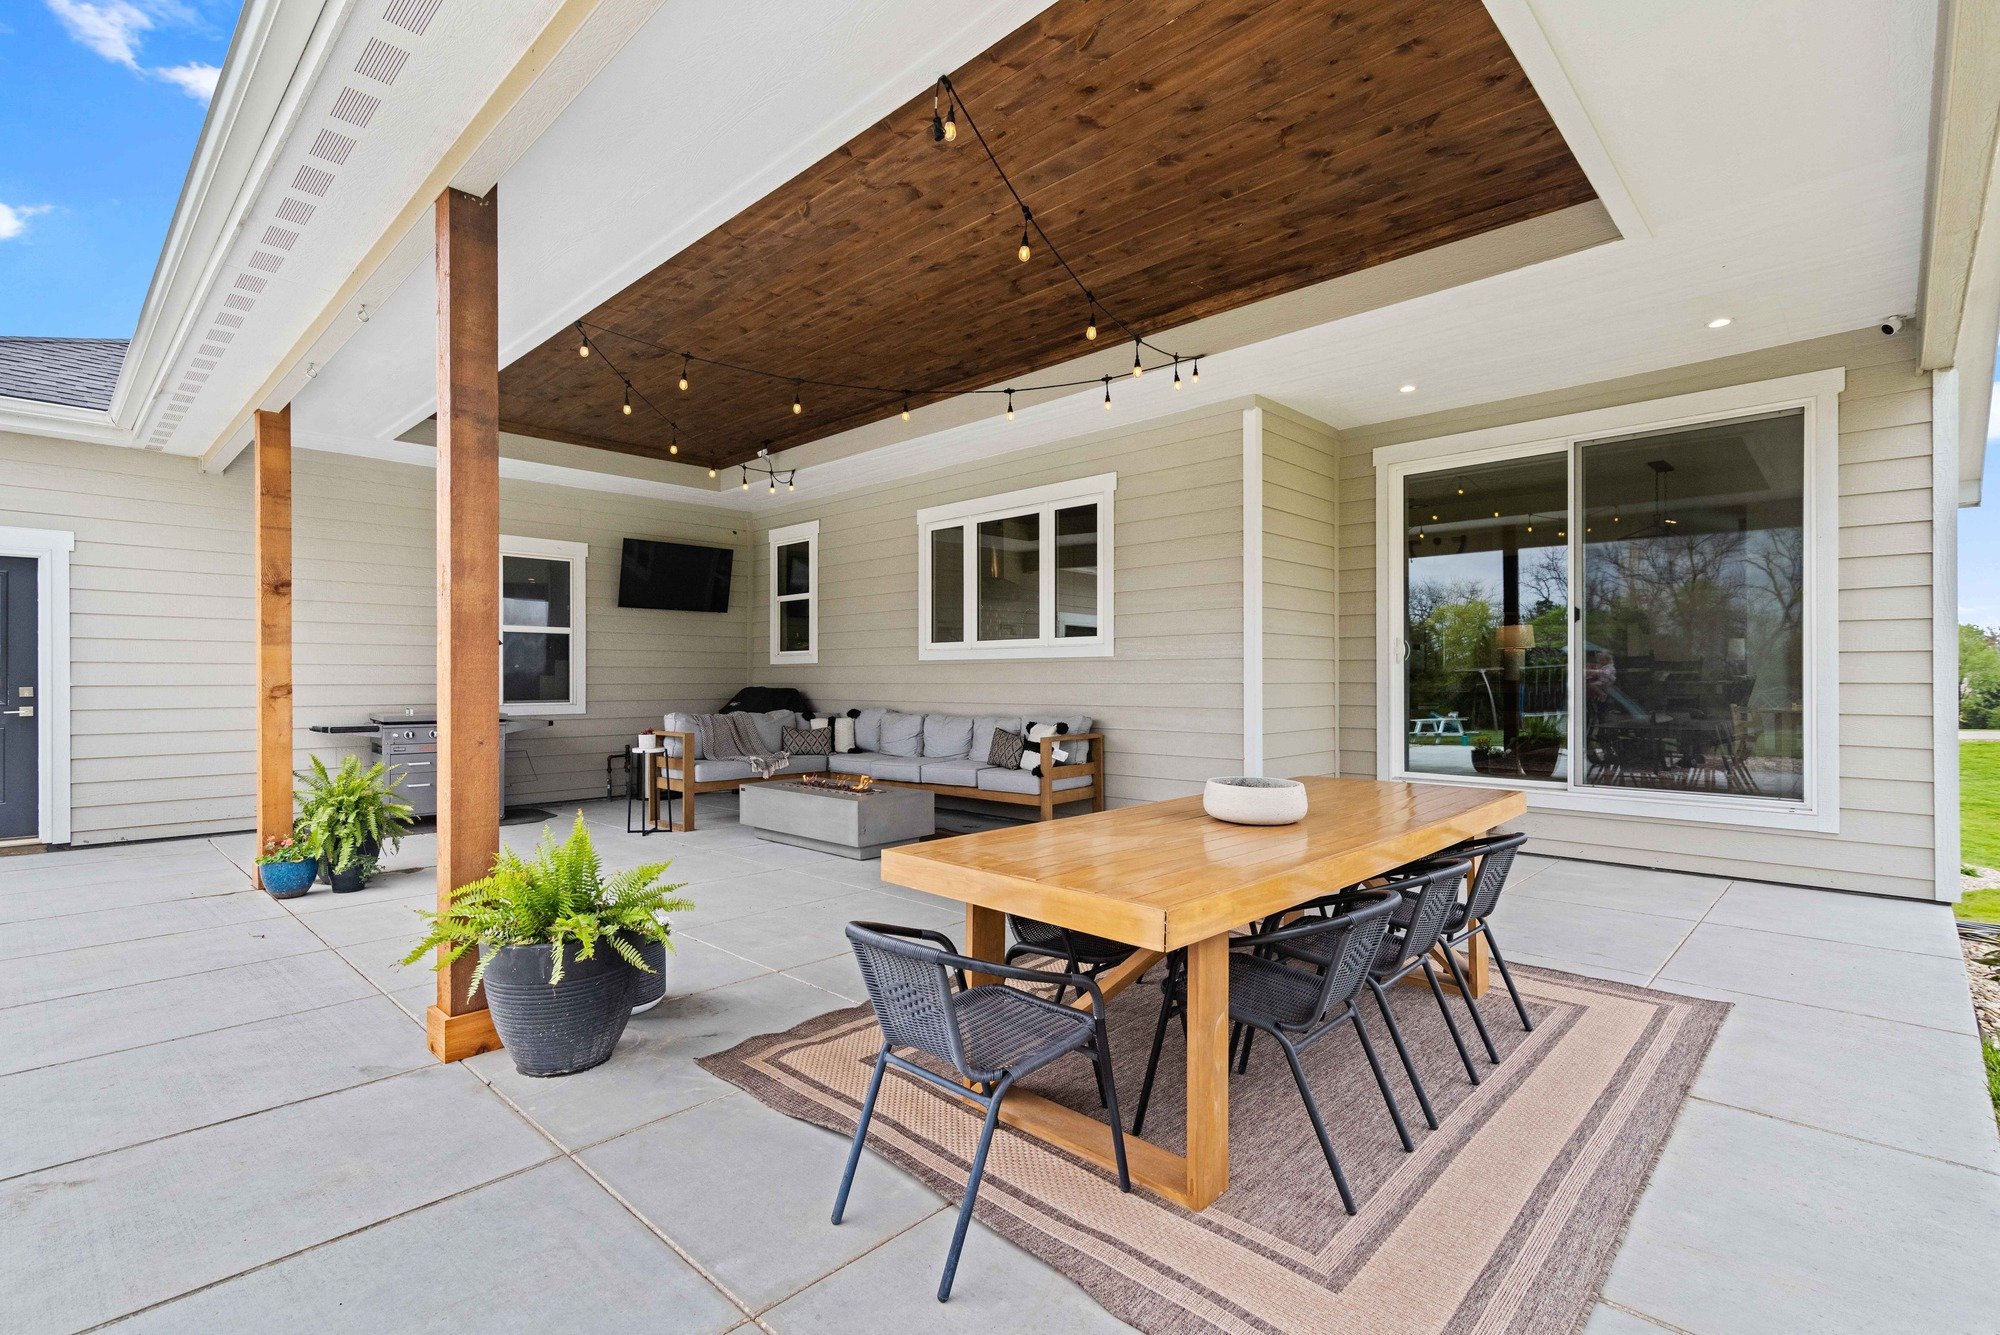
top-left (296, 755), bottom-right (414, 893)
top-left (402, 814), bottom-right (691, 1076)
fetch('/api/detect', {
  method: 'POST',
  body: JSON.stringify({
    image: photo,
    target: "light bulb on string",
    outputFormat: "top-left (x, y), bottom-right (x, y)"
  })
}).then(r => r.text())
top-left (791, 382), bottom-right (803, 415)
top-left (621, 386), bottom-right (632, 416)
top-left (741, 469), bottom-right (749, 491)
top-left (1005, 389), bottom-right (1015, 420)
top-left (576, 324), bottom-right (589, 357)
top-left (787, 477), bottom-right (795, 492)
top-left (707, 466), bottom-right (716, 479)
top-left (668, 427), bottom-right (678, 456)
top-left (678, 355), bottom-right (690, 392)
top-left (1191, 358), bottom-right (1200, 383)
top-left (1085, 300), bottom-right (1097, 341)
top-left (1131, 340), bottom-right (1144, 378)
top-left (1017, 206), bottom-right (1032, 263)
top-left (901, 395), bottom-right (911, 422)
top-left (931, 83), bottom-right (947, 143)
top-left (1102, 377), bottom-right (1112, 411)
top-left (943, 103), bottom-right (957, 142)
top-left (769, 478), bottom-right (776, 495)
top-left (1172, 357), bottom-right (1182, 391)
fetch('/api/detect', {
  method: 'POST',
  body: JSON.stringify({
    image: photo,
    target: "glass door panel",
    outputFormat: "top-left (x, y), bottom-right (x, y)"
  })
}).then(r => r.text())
top-left (1578, 410), bottom-right (1805, 799)
top-left (1403, 453), bottom-right (1569, 782)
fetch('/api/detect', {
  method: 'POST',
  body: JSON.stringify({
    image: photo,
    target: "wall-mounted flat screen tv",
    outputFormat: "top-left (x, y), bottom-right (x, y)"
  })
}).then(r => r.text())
top-left (618, 538), bottom-right (733, 612)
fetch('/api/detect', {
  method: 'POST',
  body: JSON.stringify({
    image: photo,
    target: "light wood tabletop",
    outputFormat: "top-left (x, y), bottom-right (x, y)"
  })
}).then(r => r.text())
top-left (877, 775), bottom-right (1527, 1211)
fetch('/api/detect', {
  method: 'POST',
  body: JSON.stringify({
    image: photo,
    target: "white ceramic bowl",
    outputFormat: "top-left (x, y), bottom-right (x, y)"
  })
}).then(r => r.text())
top-left (1203, 776), bottom-right (1308, 825)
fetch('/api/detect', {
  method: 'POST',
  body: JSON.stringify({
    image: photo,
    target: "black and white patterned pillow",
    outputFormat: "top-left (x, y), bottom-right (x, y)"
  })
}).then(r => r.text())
top-left (782, 725), bottom-right (832, 755)
top-left (986, 728), bottom-right (1025, 769)
top-left (807, 711), bottom-right (862, 753)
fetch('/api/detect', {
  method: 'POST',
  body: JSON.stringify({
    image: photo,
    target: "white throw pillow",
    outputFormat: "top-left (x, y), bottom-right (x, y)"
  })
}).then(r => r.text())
top-left (808, 713), bottom-right (860, 754)
top-left (1019, 720), bottom-right (1072, 775)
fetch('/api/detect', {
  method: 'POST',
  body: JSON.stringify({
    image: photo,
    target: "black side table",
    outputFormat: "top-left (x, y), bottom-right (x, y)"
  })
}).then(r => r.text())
top-left (626, 746), bottom-right (675, 835)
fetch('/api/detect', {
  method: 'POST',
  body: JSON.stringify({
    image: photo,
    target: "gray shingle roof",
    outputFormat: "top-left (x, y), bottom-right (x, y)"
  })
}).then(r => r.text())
top-left (0, 337), bottom-right (129, 411)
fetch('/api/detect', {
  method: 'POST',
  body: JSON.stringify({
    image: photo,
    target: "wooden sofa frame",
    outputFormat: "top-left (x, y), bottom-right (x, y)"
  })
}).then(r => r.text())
top-left (649, 731), bottom-right (1105, 832)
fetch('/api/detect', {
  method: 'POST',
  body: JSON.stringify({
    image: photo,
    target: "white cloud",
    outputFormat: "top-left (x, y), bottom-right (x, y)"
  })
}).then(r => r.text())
top-left (0, 203), bottom-right (54, 242)
top-left (155, 61), bottom-right (218, 101)
top-left (44, 0), bottom-right (154, 69)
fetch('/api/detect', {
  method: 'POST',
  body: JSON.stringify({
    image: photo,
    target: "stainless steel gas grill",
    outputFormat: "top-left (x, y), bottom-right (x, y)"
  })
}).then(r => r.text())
top-left (309, 709), bottom-right (547, 818)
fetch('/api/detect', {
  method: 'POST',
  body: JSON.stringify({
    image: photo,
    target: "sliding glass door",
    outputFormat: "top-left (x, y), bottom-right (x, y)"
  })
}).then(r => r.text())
top-left (1402, 452), bottom-right (1569, 782)
top-left (1390, 398), bottom-right (1816, 817)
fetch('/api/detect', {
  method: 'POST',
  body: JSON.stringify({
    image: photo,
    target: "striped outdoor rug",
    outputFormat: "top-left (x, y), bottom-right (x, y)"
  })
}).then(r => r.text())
top-left (700, 963), bottom-right (1726, 1334)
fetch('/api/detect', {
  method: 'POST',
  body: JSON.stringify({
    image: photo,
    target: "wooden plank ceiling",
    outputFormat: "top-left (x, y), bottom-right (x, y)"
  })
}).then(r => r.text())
top-left (497, 0), bottom-right (1596, 471)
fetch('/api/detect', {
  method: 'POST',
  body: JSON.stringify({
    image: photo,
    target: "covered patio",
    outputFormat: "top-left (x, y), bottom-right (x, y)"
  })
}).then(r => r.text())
top-left (0, 802), bottom-right (1992, 1332)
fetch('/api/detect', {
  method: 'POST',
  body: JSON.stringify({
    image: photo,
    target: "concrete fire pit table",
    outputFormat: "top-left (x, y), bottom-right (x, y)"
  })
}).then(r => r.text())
top-left (737, 779), bottom-right (935, 859)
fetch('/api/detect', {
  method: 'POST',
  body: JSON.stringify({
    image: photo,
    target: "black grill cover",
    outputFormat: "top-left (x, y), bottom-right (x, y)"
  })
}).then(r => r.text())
top-left (718, 686), bottom-right (816, 716)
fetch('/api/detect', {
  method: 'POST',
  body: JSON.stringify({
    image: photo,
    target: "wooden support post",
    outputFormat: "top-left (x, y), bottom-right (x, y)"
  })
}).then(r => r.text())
top-left (253, 407), bottom-right (293, 885)
top-left (427, 186), bottom-right (503, 1064)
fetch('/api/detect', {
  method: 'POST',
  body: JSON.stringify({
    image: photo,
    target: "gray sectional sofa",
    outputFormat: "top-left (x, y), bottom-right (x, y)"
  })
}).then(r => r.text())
top-left (652, 707), bottom-right (1104, 831)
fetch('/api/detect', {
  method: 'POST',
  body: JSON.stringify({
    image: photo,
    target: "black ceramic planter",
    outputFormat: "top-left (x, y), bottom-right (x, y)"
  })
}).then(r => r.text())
top-left (630, 937), bottom-right (668, 1013)
top-left (320, 838), bottom-right (381, 892)
top-left (482, 942), bottom-right (635, 1077)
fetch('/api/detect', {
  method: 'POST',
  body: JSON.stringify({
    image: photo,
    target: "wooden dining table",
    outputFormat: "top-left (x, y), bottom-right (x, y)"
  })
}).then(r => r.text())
top-left (879, 775), bottom-right (1527, 1211)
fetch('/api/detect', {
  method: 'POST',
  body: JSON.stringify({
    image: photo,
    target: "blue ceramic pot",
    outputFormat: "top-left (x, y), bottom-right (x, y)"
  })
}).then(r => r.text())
top-left (260, 859), bottom-right (316, 898)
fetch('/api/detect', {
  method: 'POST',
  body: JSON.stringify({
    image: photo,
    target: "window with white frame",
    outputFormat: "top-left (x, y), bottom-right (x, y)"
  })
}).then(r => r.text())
top-left (500, 536), bottom-right (587, 715)
top-left (918, 473), bottom-right (1115, 660)
top-left (769, 520), bottom-right (818, 665)
top-left (1375, 371), bottom-right (1841, 831)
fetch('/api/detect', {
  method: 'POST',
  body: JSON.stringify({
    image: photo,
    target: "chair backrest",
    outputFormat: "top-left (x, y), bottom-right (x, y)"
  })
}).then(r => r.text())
top-left (1455, 832), bottom-right (1528, 922)
top-left (1288, 892), bottom-right (1399, 1023)
top-left (845, 922), bottom-right (970, 1077)
top-left (1378, 858), bottom-right (1475, 969)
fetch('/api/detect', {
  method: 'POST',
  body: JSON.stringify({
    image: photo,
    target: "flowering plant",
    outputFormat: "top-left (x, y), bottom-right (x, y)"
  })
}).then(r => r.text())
top-left (255, 832), bottom-right (313, 865)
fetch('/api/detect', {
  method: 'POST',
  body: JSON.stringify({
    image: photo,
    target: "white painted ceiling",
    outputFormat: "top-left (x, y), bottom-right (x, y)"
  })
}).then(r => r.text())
top-left (290, 0), bottom-right (1940, 506)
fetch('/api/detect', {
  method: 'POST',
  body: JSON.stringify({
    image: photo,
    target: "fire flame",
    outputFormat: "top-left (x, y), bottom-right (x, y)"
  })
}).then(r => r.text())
top-left (799, 772), bottom-right (873, 793)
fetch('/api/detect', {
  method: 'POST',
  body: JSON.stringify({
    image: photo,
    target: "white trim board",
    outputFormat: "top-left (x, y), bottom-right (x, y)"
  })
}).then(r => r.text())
top-left (1932, 368), bottom-right (1962, 901)
top-left (0, 526), bottom-right (75, 846)
top-left (1242, 407), bottom-right (1265, 776)
top-left (1372, 368), bottom-right (1844, 833)
top-left (767, 519), bottom-right (820, 667)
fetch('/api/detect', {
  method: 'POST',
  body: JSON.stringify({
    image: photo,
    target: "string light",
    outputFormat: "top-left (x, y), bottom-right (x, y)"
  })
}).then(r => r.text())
top-left (622, 386), bottom-right (632, 415)
top-left (931, 83), bottom-right (947, 143)
top-left (791, 382), bottom-right (803, 415)
top-left (1191, 358), bottom-right (1200, 383)
top-left (707, 466), bottom-right (717, 479)
top-left (678, 354), bottom-right (690, 391)
top-left (741, 470), bottom-right (750, 491)
top-left (901, 395), bottom-right (911, 421)
top-left (668, 426), bottom-right (678, 455)
top-left (1102, 377), bottom-right (1112, 410)
top-left (1172, 357), bottom-right (1182, 391)
top-left (1085, 299), bottom-right (1097, 341)
top-left (944, 103), bottom-right (957, 143)
top-left (1017, 206), bottom-right (1032, 263)
top-left (1131, 339), bottom-right (1144, 378)
top-left (576, 323), bottom-right (589, 357)
top-left (1005, 388), bottom-right (1014, 419)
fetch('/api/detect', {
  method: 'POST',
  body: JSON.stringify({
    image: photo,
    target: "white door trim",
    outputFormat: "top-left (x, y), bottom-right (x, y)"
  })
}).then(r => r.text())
top-left (0, 526), bottom-right (74, 845)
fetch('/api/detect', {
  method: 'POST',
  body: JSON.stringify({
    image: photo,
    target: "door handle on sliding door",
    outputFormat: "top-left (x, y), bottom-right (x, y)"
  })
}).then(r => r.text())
top-left (2, 706), bottom-right (32, 718)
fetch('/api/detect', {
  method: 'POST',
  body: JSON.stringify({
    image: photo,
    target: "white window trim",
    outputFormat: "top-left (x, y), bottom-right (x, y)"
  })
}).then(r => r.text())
top-left (499, 535), bottom-right (587, 716)
top-left (1371, 369), bottom-right (1844, 833)
top-left (768, 520), bottom-right (819, 666)
top-left (0, 526), bottom-right (73, 846)
top-left (916, 472), bottom-right (1116, 661)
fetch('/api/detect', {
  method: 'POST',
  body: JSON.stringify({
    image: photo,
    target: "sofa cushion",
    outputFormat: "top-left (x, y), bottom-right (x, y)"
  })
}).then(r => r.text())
top-left (922, 712), bottom-right (974, 758)
top-left (970, 715), bottom-right (1022, 764)
top-left (692, 755), bottom-right (826, 782)
top-left (878, 710), bottom-right (924, 757)
top-left (745, 709), bottom-right (797, 753)
top-left (866, 757), bottom-right (927, 783)
top-left (919, 760), bottom-right (991, 788)
top-left (852, 707), bottom-right (888, 752)
top-left (662, 711), bottom-right (703, 758)
top-left (977, 767), bottom-right (1091, 795)
top-left (827, 753), bottom-right (874, 776)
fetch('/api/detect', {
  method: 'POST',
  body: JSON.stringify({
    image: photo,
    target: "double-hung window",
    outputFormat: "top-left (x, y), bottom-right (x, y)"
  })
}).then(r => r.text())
top-left (918, 473), bottom-right (1115, 660)
top-left (769, 520), bottom-right (818, 665)
top-left (500, 536), bottom-right (587, 715)
top-left (1375, 371), bottom-right (1841, 830)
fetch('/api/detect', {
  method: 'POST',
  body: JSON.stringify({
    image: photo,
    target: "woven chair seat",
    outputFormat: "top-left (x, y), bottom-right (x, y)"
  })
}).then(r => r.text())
top-left (954, 985), bottom-right (1096, 1080)
top-left (1226, 953), bottom-right (1327, 1031)
top-left (1007, 917), bottom-right (1135, 967)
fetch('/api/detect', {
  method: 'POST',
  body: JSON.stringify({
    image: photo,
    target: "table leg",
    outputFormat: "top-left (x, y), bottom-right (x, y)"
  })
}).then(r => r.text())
top-left (1182, 932), bottom-right (1229, 1209)
top-left (964, 905), bottom-right (1006, 988)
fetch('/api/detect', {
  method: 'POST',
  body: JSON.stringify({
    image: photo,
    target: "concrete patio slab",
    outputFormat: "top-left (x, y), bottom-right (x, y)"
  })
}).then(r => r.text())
top-left (1601, 1100), bottom-right (2000, 1335)
top-left (581, 1092), bottom-right (946, 1312)
top-left (1658, 921), bottom-right (1979, 1033)
top-left (1483, 893), bottom-right (1700, 978)
top-left (0, 1064), bottom-right (553, 1334)
top-left (1701, 879), bottom-right (1962, 957)
top-left (686, 888), bottom-right (960, 972)
top-left (1509, 858), bottom-right (1732, 921)
top-left (0, 913), bottom-right (327, 1010)
top-left (0, 889), bottom-right (285, 961)
top-left (107, 1159), bottom-right (744, 1334)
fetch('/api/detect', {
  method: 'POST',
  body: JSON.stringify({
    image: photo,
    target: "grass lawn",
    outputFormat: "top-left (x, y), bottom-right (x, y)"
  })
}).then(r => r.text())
top-left (1960, 742), bottom-right (2000, 923)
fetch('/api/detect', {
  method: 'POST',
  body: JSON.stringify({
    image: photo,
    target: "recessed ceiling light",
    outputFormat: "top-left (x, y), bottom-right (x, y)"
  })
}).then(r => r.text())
top-left (1706, 317), bottom-right (1732, 329)
top-left (1399, 383), bottom-right (1416, 393)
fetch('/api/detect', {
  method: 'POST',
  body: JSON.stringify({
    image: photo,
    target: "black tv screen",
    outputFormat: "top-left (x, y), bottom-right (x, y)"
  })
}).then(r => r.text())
top-left (618, 539), bottom-right (733, 612)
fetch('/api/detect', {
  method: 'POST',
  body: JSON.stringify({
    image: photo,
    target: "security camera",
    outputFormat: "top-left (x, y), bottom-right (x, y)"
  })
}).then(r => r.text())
top-left (1879, 315), bottom-right (1907, 336)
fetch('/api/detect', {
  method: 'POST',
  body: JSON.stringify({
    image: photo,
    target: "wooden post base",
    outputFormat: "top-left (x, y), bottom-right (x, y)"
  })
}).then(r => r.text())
top-left (426, 1005), bottom-right (502, 1062)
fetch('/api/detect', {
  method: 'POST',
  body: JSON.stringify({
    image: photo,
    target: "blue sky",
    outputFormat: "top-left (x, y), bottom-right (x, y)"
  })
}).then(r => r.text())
top-left (0, 2), bottom-right (242, 338)
top-left (1961, 428), bottom-right (2000, 627)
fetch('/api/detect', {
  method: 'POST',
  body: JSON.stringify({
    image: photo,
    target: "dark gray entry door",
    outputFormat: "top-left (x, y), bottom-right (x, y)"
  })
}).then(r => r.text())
top-left (0, 556), bottom-right (37, 840)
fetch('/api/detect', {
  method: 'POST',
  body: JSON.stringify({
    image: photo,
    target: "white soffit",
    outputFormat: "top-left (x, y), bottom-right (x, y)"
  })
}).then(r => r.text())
top-left (296, 0), bottom-right (1939, 506)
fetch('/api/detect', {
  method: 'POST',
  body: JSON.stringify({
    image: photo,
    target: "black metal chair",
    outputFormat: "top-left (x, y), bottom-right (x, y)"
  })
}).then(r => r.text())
top-left (1130, 892), bottom-right (1405, 1214)
top-left (1422, 832), bottom-right (1535, 1059)
top-left (1004, 916), bottom-right (1135, 1006)
top-left (1251, 859), bottom-right (1479, 1135)
top-left (833, 921), bottom-right (1131, 1303)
